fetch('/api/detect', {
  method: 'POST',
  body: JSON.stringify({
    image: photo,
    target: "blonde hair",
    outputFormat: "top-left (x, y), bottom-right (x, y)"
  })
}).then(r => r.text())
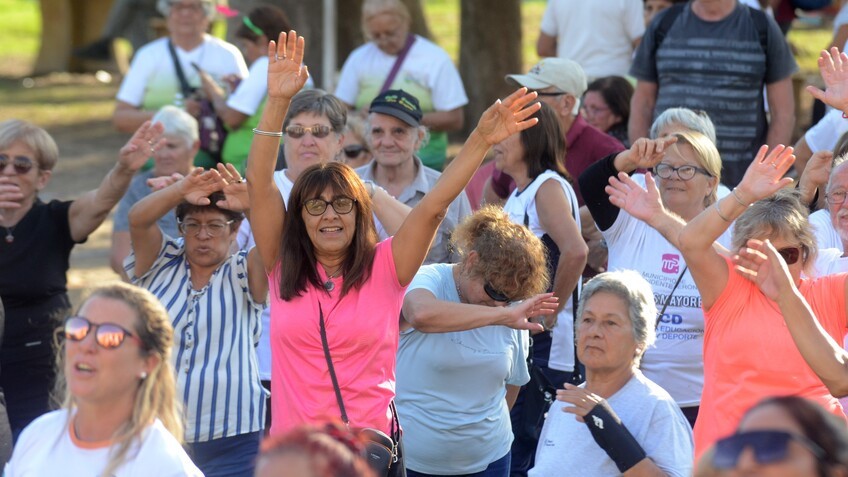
top-left (361, 0), bottom-right (410, 37)
top-left (668, 131), bottom-right (722, 206)
top-left (451, 205), bottom-right (549, 300)
top-left (0, 119), bottom-right (59, 170)
top-left (54, 282), bottom-right (182, 477)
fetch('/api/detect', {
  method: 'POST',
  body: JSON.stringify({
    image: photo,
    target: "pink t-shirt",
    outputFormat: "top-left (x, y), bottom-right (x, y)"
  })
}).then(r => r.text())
top-left (695, 256), bottom-right (848, 461)
top-left (268, 238), bottom-right (405, 436)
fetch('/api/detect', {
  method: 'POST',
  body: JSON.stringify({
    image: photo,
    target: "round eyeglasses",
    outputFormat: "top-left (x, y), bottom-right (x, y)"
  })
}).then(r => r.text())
top-left (0, 154), bottom-right (36, 175)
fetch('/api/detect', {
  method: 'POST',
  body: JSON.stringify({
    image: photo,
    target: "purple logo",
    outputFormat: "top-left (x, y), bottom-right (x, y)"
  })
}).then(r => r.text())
top-left (661, 254), bottom-right (680, 274)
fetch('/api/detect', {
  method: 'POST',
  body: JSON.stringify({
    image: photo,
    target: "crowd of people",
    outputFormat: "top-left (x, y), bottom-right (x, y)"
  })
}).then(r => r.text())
top-left (8, 0), bottom-right (848, 475)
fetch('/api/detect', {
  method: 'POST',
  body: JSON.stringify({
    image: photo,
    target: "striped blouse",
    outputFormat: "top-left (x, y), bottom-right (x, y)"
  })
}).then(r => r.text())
top-left (125, 236), bottom-right (267, 443)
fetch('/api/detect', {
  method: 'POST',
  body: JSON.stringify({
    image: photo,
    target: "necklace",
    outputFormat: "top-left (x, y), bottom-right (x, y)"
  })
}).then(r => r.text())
top-left (2, 224), bottom-right (14, 243)
top-left (323, 266), bottom-right (343, 291)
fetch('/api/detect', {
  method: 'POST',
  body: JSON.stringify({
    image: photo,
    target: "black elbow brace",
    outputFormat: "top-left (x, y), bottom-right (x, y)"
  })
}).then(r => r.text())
top-left (584, 401), bottom-right (647, 473)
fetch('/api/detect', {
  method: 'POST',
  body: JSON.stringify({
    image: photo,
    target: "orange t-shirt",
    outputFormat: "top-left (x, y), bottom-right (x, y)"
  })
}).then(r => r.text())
top-left (695, 257), bottom-right (848, 461)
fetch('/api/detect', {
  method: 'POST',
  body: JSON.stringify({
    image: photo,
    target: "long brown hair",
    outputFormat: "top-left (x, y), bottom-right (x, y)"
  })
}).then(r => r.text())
top-left (519, 102), bottom-right (571, 183)
top-left (278, 162), bottom-right (378, 300)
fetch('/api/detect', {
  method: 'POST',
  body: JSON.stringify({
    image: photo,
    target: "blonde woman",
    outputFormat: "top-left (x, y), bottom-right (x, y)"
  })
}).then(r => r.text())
top-left (5, 282), bottom-right (200, 476)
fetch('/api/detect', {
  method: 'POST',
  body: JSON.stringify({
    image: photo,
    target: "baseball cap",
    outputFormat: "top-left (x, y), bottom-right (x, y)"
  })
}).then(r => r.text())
top-left (369, 90), bottom-right (424, 127)
top-left (505, 58), bottom-right (587, 97)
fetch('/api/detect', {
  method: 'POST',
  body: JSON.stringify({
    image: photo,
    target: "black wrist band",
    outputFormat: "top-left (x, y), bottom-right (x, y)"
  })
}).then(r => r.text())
top-left (584, 400), bottom-right (647, 473)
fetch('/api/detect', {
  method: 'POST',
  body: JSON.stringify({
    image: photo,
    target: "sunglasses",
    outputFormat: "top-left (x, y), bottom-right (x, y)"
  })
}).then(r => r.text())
top-left (484, 283), bottom-right (511, 302)
top-left (713, 430), bottom-right (824, 469)
top-left (777, 246), bottom-right (801, 265)
top-left (285, 125), bottom-right (332, 139)
top-left (343, 145), bottom-right (368, 159)
top-left (64, 316), bottom-right (140, 350)
top-left (304, 196), bottom-right (356, 216)
top-left (0, 154), bottom-right (36, 175)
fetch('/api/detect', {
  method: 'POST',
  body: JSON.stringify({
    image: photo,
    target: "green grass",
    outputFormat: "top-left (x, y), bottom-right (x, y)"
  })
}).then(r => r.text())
top-left (0, 0), bottom-right (39, 75)
top-left (788, 26), bottom-right (833, 74)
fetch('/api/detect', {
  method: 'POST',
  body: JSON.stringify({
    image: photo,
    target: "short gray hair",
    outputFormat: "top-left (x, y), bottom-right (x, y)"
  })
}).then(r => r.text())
top-left (152, 105), bottom-right (198, 147)
top-left (157, 0), bottom-right (217, 20)
top-left (577, 270), bottom-right (657, 365)
top-left (650, 108), bottom-right (717, 144)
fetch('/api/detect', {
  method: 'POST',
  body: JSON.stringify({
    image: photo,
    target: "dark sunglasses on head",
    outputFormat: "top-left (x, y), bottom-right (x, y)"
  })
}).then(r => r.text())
top-left (713, 430), bottom-right (824, 470)
top-left (285, 125), bottom-right (332, 139)
top-left (777, 246), bottom-right (801, 265)
top-left (343, 145), bottom-right (368, 159)
top-left (484, 283), bottom-right (511, 302)
top-left (64, 316), bottom-right (140, 350)
top-left (0, 154), bottom-right (36, 175)
top-left (304, 196), bottom-right (356, 216)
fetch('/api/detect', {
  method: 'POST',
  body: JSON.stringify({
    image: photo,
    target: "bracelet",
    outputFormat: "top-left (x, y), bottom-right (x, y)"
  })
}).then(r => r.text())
top-left (730, 188), bottom-right (749, 207)
top-left (252, 128), bottom-right (283, 137)
top-left (714, 201), bottom-right (731, 222)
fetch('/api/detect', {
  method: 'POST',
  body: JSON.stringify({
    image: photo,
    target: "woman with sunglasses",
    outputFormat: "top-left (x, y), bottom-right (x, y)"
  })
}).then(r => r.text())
top-left (397, 206), bottom-right (557, 476)
top-left (0, 119), bottom-right (164, 438)
top-left (678, 146), bottom-right (848, 461)
top-left (5, 282), bottom-right (201, 476)
top-left (125, 164), bottom-right (268, 476)
top-left (580, 130), bottom-right (723, 428)
top-left (341, 115), bottom-right (372, 169)
top-left (247, 30), bottom-right (540, 467)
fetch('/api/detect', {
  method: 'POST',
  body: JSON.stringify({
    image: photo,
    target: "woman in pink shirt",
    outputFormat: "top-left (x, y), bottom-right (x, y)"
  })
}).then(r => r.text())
top-left (678, 146), bottom-right (848, 462)
top-left (245, 31), bottom-right (541, 471)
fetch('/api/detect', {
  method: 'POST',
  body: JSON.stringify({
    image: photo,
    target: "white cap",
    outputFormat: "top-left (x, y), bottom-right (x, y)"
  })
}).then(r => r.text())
top-left (505, 58), bottom-right (588, 97)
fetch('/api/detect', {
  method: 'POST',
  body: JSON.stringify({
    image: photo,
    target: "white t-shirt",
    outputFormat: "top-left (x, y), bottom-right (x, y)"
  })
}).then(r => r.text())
top-left (806, 109), bottom-right (848, 154)
top-left (117, 35), bottom-right (248, 110)
top-left (810, 208), bottom-right (844, 256)
top-left (529, 370), bottom-right (693, 477)
top-left (539, 0), bottom-right (645, 79)
top-left (237, 170), bottom-right (294, 381)
top-left (6, 409), bottom-right (202, 477)
top-left (503, 170), bottom-right (580, 372)
top-left (604, 174), bottom-right (733, 407)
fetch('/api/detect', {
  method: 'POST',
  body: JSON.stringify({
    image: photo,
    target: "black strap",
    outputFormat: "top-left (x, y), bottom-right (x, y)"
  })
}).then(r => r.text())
top-left (319, 303), bottom-right (349, 424)
top-left (656, 266), bottom-right (687, 329)
top-left (167, 40), bottom-right (194, 98)
top-left (379, 34), bottom-right (416, 94)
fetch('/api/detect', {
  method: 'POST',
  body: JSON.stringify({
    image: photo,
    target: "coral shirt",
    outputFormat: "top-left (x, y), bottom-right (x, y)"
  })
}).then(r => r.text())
top-left (695, 256), bottom-right (848, 461)
top-left (268, 239), bottom-right (405, 436)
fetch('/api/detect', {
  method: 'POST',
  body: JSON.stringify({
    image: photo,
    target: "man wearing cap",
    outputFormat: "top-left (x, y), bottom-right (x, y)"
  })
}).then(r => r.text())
top-left (356, 89), bottom-right (471, 264)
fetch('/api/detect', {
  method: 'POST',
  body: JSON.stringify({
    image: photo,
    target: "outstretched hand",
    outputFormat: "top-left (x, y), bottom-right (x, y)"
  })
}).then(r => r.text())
top-left (212, 163), bottom-right (250, 212)
top-left (475, 88), bottom-right (541, 146)
top-left (807, 47), bottom-right (848, 113)
top-left (736, 145), bottom-right (795, 204)
top-left (266, 30), bottom-right (309, 101)
top-left (606, 171), bottom-right (665, 223)
top-left (733, 239), bottom-right (798, 301)
top-left (119, 121), bottom-right (165, 171)
top-left (503, 293), bottom-right (559, 332)
top-left (179, 168), bottom-right (221, 205)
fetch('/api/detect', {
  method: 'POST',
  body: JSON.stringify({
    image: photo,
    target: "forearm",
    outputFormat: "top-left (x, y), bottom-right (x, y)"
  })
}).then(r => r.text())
top-left (622, 459), bottom-right (668, 477)
top-left (679, 193), bottom-right (746, 255)
top-left (646, 209), bottom-right (686, 248)
top-left (765, 112), bottom-right (795, 151)
top-left (548, 251), bottom-right (586, 324)
top-left (371, 187), bottom-right (411, 236)
top-left (246, 97), bottom-right (289, 187)
top-left (628, 86), bottom-right (655, 145)
top-left (129, 181), bottom-right (185, 230)
top-left (579, 154), bottom-right (623, 231)
top-left (425, 130), bottom-right (490, 211)
top-left (421, 108), bottom-right (464, 132)
top-left (404, 298), bottom-right (513, 333)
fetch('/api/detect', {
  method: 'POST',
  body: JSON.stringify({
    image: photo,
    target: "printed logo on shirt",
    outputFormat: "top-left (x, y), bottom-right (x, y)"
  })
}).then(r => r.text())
top-left (544, 438), bottom-right (556, 447)
top-left (661, 253), bottom-right (680, 274)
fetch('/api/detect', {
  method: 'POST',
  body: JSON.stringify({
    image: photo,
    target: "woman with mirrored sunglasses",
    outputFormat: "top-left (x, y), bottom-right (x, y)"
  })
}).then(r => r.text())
top-left (0, 119), bottom-right (166, 439)
top-left (397, 206), bottom-right (558, 476)
top-left (679, 145), bottom-right (848, 463)
top-left (246, 31), bottom-right (541, 477)
top-left (5, 282), bottom-right (201, 476)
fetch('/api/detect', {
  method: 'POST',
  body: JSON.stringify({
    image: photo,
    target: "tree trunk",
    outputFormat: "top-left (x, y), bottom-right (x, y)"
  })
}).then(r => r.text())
top-left (459, 0), bottom-right (522, 135)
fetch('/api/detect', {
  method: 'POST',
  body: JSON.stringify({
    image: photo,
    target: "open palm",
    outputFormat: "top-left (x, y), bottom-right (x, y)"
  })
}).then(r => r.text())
top-left (180, 168), bottom-right (222, 205)
top-left (807, 47), bottom-right (848, 112)
top-left (737, 145), bottom-right (795, 203)
top-left (213, 163), bottom-right (250, 212)
top-left (266, 30), bottom-right (309, 101)
top-left (606, 171), bottom-right (664, 223)
top-left (119, 121), bottom-right (165, 171)
top-left (733, 239), bottom-right (795, 301)
top-left (475, 88), bottom-right (541, 146)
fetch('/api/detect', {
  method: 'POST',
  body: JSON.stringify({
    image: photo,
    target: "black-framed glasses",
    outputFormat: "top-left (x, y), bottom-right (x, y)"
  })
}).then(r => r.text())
top-left (343, 145), bottom-right (368, 159)
top-left (777, 246), bottom-right (801, 265)
top-left (713, 430), bottom-right (824, 470)
top-left (285, 125), bottom-right (332, 139)
top-left (64, 316), bottom-right (140, 350)
top-left (0, 154), bottom-right (35, 175)
top-left (654, 163), bottom-right (712, 181)
top-left (304, 196), bottom-right (356, 216)
top-left (178, 220), bottom-right (235, 237)
top-left (484, 283), bottom-right (511, 303)
top-left (826, 190), bottom-right (848, 206)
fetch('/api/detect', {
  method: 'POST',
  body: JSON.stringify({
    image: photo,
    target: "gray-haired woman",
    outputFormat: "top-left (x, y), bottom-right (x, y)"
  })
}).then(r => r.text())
top-left (530, 270), bottom-right (694, 477)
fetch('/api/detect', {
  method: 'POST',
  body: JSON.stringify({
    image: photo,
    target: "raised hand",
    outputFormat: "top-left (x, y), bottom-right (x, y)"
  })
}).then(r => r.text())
top-left (119, 121), bottom-right (165, 171)
top-left (558, 383), bottom-right (606, 423)
top-left (617, 136), bottom-right (678, 172)
top-left (147, 173), bottom-right (185, 191)
top-left (606, 171), bottom-right (665, 223)
top-left (798, 150), bottom-right (833, 206)
top-left (733, 239), bottom-right (797, 301)
top-left (266, 30), bottom-right (309, 101)
top-left (475, 88), bottom-right (541, 146)
top-left (212, 163), bottom-right (250, 212)
top-left (179, 168), bottom-right (222, 205)
top-left (503, 293), bottom-right (559, 332)
top-left (736, 145), bottom-right (795, 204)
top-left (807, 47), bottom-right (848, 113)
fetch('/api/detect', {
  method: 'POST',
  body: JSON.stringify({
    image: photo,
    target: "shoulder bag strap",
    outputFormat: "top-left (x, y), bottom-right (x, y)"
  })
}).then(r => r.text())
top-left (319, 303), bottom-right (349, 425)
top-left (167, 40), bottom-right (194, 98)
top-left (656, 266), bottom-right (688, 329)
top-left (379, 34), bottom-right (416, 94)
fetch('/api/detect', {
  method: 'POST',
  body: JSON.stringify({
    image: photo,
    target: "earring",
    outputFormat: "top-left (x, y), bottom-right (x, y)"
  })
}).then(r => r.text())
top-left (140, 371), bottom-right (148, 380)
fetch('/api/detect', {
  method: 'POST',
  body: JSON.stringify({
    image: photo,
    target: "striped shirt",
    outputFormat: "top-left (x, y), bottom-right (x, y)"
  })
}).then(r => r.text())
top-left (125, 235), bottom-right (267, 443)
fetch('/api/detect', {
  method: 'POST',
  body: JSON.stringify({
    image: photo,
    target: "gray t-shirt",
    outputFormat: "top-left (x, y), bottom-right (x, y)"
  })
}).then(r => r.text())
top-left (113, 170), bottom-right (179, 237)
top-left (630, 3), bottom-right (797, 167)
top-left (396, 263), bottom-right (530, 474)
top-left (530, 370), bottom-right (694, 477)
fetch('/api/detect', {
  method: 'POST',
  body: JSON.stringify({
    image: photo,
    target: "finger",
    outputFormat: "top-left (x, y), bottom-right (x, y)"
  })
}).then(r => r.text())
top-left (659, 135), bottom-right (679, 149)
top-left (501, 88), bottom-right (533, 108)
top-left (514, 117), bottom-right (540, 131)
top-left (832, 46), bottom-right (844, 71)
top-left (753, 144), bottom-right (770, 165)
top-left (734, 265), bottom-right (758, 282)
top-left (293, 35), bottom-right (305, 66)
top-left (513, 101), bottom-right (542, 122)
top-left (268, 35), bottom-right (279, 61)
top-left (806, 85), bottom-right (827, 103)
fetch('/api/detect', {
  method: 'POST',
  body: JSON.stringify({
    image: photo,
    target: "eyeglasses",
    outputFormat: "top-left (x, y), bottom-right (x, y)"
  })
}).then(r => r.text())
top-left (0, 154), bottom-right (36, 175)
top-left (304, 197), bottom-right (356, 216)
top-left (713, 430), bottom-right (824, 470)
top-left (484, 283), bottom-right (511, 303)
top-left (654, 163), bottom-right (712, 181)
top-left (826, 190), bottom-right (848, 205)
top-left (178, 220), bottom-right (235, 237)
top-left (285, 125), bottom-right (332, 139)
top-left (343, 145), bottom-right (368, 159)
top-left (64, 316), bottom-right (140, 350)
top-left (777, 246), bottom-right (801, 265)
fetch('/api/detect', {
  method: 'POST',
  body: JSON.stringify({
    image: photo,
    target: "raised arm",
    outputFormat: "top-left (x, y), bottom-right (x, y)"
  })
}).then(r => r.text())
top-left (246, 31), bottom-right (309, 273)
top-left (391, 89), bottom-right (541, 285)
top-left (366, 182), bottom-right (411, 236)
top-left (735, 238), bottom-right (848, 397)
top-left (68, 121), bottom-right (164, 242)
top-left (678, 145), bottom-right (795, 309)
